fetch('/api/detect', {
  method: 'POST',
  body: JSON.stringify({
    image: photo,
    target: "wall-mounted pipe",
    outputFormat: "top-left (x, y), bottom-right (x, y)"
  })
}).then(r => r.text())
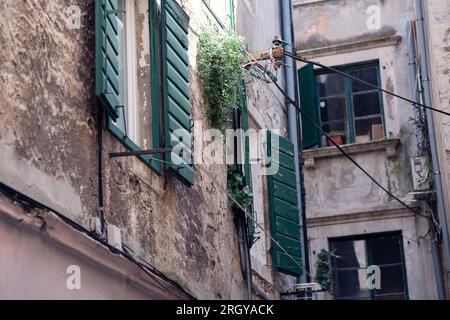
top-left (280, 0), bottom-right (308, 284)
top-left (415, 0), bottom-right (450, 297)
top-left (407, 20), bottom-right (446, 300)
top-left (97, 103), bottom-right (106, 234)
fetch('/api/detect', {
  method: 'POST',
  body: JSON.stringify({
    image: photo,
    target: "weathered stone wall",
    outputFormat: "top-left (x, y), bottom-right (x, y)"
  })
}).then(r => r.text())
top-left (236, 0), bottom-right (294, 298)
top-left (293, 0), bottom-right (438, 299)
top-left (0, 0), bottom-right (252, 299)
top-left (425, 0), bottom-right (450, 228)
top-left (293, 0), bottom-right (415, 51)
top-left (293, 0), bottom-right (420, 221)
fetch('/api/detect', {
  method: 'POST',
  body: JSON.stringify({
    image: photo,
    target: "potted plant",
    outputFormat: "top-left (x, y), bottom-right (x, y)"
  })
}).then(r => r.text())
top-left (328, 131), bottom-right (346, 146)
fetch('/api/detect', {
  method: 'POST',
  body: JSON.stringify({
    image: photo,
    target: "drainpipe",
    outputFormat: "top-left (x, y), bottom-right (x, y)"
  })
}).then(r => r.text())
top-left (280, 0), bottom-right (308, 283)
top-left (232, 104), bottom-right (253, 300)
top-left (415, 0), bottom-right (450, 296)
top-left (97, 103), bottom-right (106, 235)
top-left (228, 0), bottom-right (235, 31)
top-left (407, 21), bottom-right (446, 300)
top-left (406, 21), bottom-right (424, 148)
top-left (430, 212), bottom-right (447, 300)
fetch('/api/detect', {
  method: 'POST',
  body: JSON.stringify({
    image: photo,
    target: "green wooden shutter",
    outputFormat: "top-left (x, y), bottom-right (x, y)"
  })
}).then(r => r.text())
top-left (267, 131), bottom-right (302, 276)
top-left (95, 0), bottom-right (124, 121)
top-left (299, 64), bottom-right (320, 149)
top-left (161, 0), bottom-right (194, 186)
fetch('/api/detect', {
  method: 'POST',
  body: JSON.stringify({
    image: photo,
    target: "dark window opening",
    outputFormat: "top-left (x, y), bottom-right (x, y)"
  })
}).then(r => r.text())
top-left (316, 62), bottom-right (385, 147)
top-left (329, 233), bottom-right (408, 300)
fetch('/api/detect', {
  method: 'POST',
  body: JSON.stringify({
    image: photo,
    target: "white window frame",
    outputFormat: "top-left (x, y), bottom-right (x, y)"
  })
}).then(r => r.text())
top-left (118, 0), bottom-right (139, 144)
top-left (125, 0), bottom-right (139, 143)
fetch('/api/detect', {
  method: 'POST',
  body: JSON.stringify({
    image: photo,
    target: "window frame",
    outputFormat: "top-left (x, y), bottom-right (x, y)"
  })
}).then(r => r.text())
top-left (314, 61), bottom-right (386, 147)
top-left (106, 0), bottom-right (162, 174)
top-left (329, 232), bottom-right (409, 300)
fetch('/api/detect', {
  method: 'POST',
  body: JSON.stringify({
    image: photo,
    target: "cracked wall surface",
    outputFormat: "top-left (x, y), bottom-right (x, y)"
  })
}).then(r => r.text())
top-left (0, 0), bottom-right (264, 299)
top-left (293, 0), bottom-right (439, 299)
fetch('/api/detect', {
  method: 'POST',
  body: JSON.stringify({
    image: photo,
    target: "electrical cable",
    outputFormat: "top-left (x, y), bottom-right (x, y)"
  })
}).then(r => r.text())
top-left (135, 155), bottom-right (333, 295)
top-left (283, 51), bottom-right (450, 117)
top-left (112, 154), bottom-right (321, 293)
top-left (194, 163), bottom-right (335, 297)
top-left (0, 181), bottom-right (194, 300)
top-left (268, 78), bottom-right (430, 220)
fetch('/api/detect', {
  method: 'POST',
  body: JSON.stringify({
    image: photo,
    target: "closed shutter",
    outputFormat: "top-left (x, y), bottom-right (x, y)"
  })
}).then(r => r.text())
top-left (267, 131), bottom-right (302, 276)
top-left (95, 0), bottom-right (124, 121)
top-left (161, 0), bottom-right (194, 186)
top-left (299, 64), bottom-right (320, 149)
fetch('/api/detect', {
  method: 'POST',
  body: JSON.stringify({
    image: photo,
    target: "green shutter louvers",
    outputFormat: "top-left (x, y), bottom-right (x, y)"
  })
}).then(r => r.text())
top-left (161, 0), bottom-right (195, 186)
top-left (267, 131), bottom-right (302, 276)
top-left (95, 0), bottom-right (123, 121)
top-left (299, 64), bottom-right (320, 150)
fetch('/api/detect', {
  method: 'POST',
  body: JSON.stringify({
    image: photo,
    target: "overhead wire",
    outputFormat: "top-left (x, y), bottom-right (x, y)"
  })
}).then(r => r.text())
top-left (0, 181), bottom-right (194, 300)
top-left (283, 51), bottom-right (450, 117)
top-left (268, 77), bottom-right (430, 220)
top-left (140, 155), bottom-right (333, 296)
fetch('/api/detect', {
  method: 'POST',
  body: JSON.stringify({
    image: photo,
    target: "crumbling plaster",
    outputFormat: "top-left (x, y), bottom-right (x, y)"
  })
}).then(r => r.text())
top-left (0, 0), bottom-right (254, 299)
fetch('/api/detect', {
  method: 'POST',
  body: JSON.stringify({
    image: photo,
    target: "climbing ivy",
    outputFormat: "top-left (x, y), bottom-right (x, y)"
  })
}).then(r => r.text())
top-left (315, 249), bottom-right (333, 292)
top-left (227, 166), bottom-right (253, 210)
top-left (198, 26), bottom-right (246, 132)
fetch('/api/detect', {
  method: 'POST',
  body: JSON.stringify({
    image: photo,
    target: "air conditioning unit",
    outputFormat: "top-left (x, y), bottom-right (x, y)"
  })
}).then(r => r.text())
top-left (293, 283), bottom-right (325, 300)
top-left (411, 157), bottom-right (430, 191)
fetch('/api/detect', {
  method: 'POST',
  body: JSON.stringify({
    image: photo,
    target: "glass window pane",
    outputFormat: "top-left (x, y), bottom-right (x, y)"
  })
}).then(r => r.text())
top-left (335, 269), bottom-right (371, 299)
top-left (369, 235), bottom-right (402, 265)
top-left (318, 73), bottom-right (346, 97)
top-left (331, 240), bottom-right (367, 269)
top-left (374, 265), bottom-right (406, 299)
top-left (353, 92), bottom-right (381, 117)
top-left (320, 97), bottom-right (347, 122)
top-left (355, 117), bottom-right (383, 142)
top-left (350, 67), bottom-right (378, 92)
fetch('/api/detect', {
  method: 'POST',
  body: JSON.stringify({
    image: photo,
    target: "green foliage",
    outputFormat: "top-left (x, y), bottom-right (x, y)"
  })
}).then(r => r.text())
top-left (315, 249), bottom-right (332, 292)
top-left (328, 131), bottom-right (345, 137)
top-left (227, 166), bottom-right (253, 210)
top-left (198, 26), bottom-right (246, 132)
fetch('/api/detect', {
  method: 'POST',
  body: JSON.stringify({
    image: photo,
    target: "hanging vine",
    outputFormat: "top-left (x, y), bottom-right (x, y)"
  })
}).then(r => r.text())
top-left (315, 249), bottom-right (333, 292)
top-left (198, 26), bottom-right (245, 132)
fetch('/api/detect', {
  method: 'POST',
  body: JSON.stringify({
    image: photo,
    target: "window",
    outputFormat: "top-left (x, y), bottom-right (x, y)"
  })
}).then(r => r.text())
top-left (95, 0), bottom-right (194, 185)
top-left (96, 0), bottom-right (161, 172)
top-left (299, 62), bottom-right (386, 149)
top-left (330, 233), bottom-right (408, 300)
top-left (112, 0), bottom-right (150, 149)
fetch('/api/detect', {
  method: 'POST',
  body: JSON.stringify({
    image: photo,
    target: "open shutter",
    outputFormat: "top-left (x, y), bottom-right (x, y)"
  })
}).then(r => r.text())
top-left (95, 0), bottom-right (124, 121)
top-left (267, 131), bottom-right (302, 276)
top-left (161, 0), bottom-right (194, 186)
top-left (299, 64), bottom-right (320, 149)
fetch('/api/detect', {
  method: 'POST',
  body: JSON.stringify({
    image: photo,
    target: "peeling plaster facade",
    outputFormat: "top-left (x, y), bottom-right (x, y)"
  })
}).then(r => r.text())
top-left (424, 0), bottom-right (450, 257)
top-left (0, 0), bottom-right (290, 299)
top-left (293, 0), bottom-right (439, 299)
top-left (236, 0), bottom-right (294, 298)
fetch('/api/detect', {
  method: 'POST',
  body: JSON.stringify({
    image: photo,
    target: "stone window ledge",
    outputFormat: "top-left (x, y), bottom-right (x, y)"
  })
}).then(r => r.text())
top-left (302, 138), bottom-right (400, 169)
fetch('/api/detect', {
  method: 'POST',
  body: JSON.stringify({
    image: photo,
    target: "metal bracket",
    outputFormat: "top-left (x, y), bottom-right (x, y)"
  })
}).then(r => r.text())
top-left (109, 147), bottom-right (173, 159)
